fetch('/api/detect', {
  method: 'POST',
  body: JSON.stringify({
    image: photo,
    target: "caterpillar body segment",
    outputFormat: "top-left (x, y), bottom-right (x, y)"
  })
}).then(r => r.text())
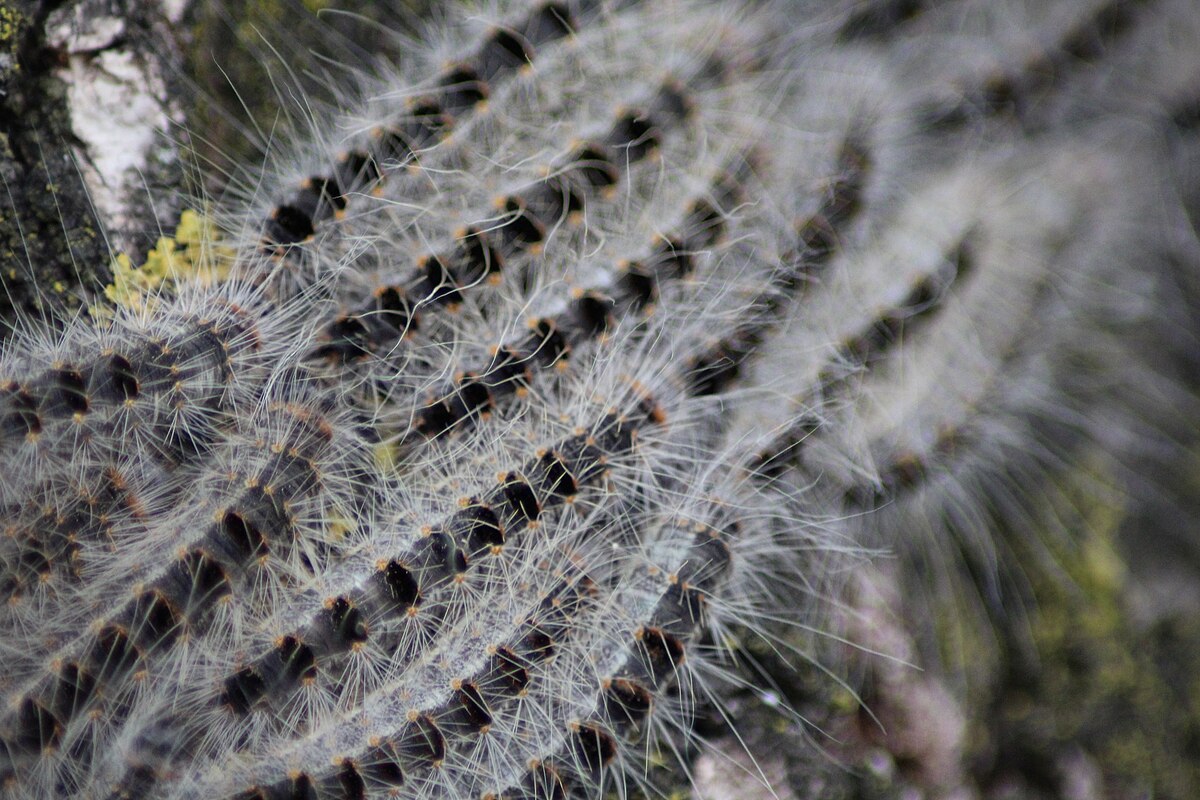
top-left (0, 382), bottom-right (384, 796)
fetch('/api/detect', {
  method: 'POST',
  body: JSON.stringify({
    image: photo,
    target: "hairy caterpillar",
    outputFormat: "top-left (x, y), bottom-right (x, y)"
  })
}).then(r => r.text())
top-left (1, 0), bottom-right (1198, 798)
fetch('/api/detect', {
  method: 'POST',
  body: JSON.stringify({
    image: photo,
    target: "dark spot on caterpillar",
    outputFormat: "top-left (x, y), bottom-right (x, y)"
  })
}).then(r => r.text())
top-left (410, 390), bottom-right (473, 441)
top-left (564, 143), bottom-right (619, 190)
top-left (8, 543), bottom-right (45, 582)
top-left (634, 626), bottom-right (686, 686)
top-left (749, 416), bottom-right (819, 478)
top-left (450, 500), bottom-right (504, 555)
top-left (497, 196), bottom-right (547, 251)
top-left (319, 596), bottom-right (369, 650)
top-left (539, 577), bottom-right (595, 629)
top-left (523, 174), bottom-right (586, 225)
top-left (482, 347), bottom-right (532, 391)
top-left (630, 391), bottom-right (666, 428)
top-left (50, 661), bottom-right (97, 722)
top-left (712, 167), bottom-right (745, 209)
top-left (378, 108), bottom-right (449, 164)
top-left (481, 646), bottom-right (530, 696)
top-left (378, 128), bottom-right (417, 163)
top-left (980, 73), bottom-right (1024, 117)
top-left (1062, 0), bottom-right (1143, 62)
top-left (411, 529), bottom-right (467, 586)
top-left (373, 559), bottom-right (421, 613)
top-left (837, 0), bottom-right (927, 42)
top-left (44, 367), bottom-right (88, 416)
top-left (2, 383), bottom-right (41, 437)
top-left (571, 721), bottom-right (618, 773)
top-left (949, 237), bottom-right (975, 282)
top-left (914, 94), bottom-right (973, 131)
top-left (437, 65), bottom-right (488, 113)
top-left (556, 431), bottom-right (607, 485)
top-left (677, 529), bottom-right (733, 590)
top-left (842, 272), bottom-right (945, 365)
top-left (112, 765), bottom-right (164, 799)
top-left (649, 81), bottom-right (694, 122)
top-left (1171, 89), bottom-right (1200, 131)
top-left (168, 549), bottom-right (232, 616)
top-left (136, 339), bottom-right (174, 387)
top-left (360, 741), bottom-right (405, 787)
top-left (613, 261), bottom-right (657, 310)
top-left (257, 452), bottom-right (323, 504)
top-left (93, 352), bottom-right (140, 402)
top-left (519, 763), bottom-right (569, 800)
top-left (826, 139), bottom-right (870, 228)
top-left (524, 2), bottom-right (575, 45)
top-left (223, 485), bottom-right (291, 551)
top-left (14, 696), bottom-right (61, 753)
top-left (222, 666), bottom-right (267, 715)
top-left (653, 580), bottom-right (708, 633)
top-left (686, 328), bottom-right (761, 396)
top-left (533, 450), bottom-right (578, 500)
top-left (603, 677), bottom-right (653, 730)
top-left (696, 49), bottom-right (735, 86)
top-left (795, 213), bottom-right (838, 268)
top-left (292, 176), bottom-right (347, 225)
top-left (263, 204), bottom-right (315, 247)
top-left (129, 589), bottom-right (180, 650)
top-left (845, 451), bottom-right (930, 508)
top-left (517, 623), bottom-right (556, 663)
top-left (606, 110), bottom-right (660, 162)
top-left (398, 713), bottom-right (446, 765)
top-left (320, 760), bottom-right (367, 800)
top-left (565, 291), bottom-right (615, 339)
top-left (447, 226), bottom-right (503, 287)
top-left (680, 199), bottom-right (726, 249)
top-left (316, 316), bottom-right (374, 363)
top-left (523, 318), bottom-right (569, 366)
top-left (943, 0), bottom-right (1150, 126)
top-left (373, 285), bottom-right (417, 332)
top-left (414, 398), bottom-right (457, 438)
top-left (44, 513), bottom-right (83, 569)
top-left (493, 473), bottom-right (541, 527)
top-left (219, 510), bottom-right (269, 563)
top-left (477, 28), bottom-right (534, 81)
top-left (448, 373), bottom-right (494, 420)
top-left (336, 150), bottom-right (381, 188)
top-left (13, 542), bottom-right (52, 586)
top-left (88, 625), bottom-right (141, 682)
top-left (646, 235), bottom-right (693, 279)
top-left (173, 323), bottom-right (236, 384)
top-left (270, 772), bottom-right (318, 800)
top-left (227, 636), bottom-right (320, 715)
top-left (881, 452), bottom-right (929, 492)
top-left (442, 681), bottom-right (493, 735)
top-left (272, 636), bottom-right (319, 686)
top-left (415, 253), bottom-right (462, 306)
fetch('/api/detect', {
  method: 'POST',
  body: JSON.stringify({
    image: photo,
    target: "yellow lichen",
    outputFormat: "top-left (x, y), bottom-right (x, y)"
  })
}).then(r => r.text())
top-left (101, 209), bottom-right (233, 312)
top-left (0, 5), bottom-right (23, 75)
top-left (0, 6), bottom-right (21, 44)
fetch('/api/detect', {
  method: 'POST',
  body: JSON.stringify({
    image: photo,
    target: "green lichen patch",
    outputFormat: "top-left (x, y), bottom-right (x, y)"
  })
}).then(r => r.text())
top-left (0, 3), bottom-right (24, 80)
top-left (974, 458), bottom-right (1200, 799)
